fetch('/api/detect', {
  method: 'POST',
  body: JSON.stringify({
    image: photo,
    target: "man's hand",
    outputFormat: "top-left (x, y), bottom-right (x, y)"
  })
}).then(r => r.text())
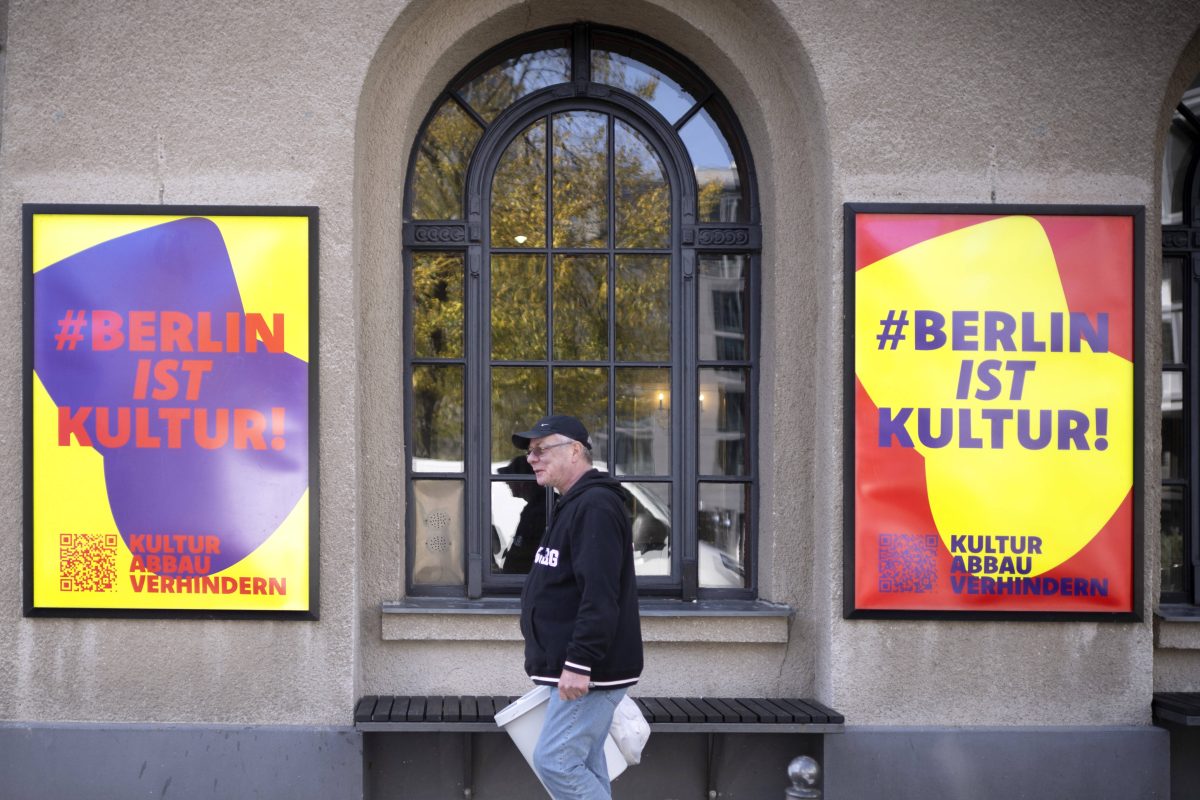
top-left (558, 669), bottom-right (590, 701)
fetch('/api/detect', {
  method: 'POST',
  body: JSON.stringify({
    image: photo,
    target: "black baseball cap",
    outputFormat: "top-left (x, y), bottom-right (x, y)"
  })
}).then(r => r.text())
top-left (512, 414), bottom-right (592, 450)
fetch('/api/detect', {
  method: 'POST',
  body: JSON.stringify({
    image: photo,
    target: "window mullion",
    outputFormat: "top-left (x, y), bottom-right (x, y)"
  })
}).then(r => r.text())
top-left (680, 246), bottom-right (699, 599)
top-left (467, 243), bottom-right (485, 598)
top-left (1190, 251), bottom-right (1200, 605)
top-left (545, 111), bottom-right (556, 426)
top-left (572, 23), bottom-right (591, 85)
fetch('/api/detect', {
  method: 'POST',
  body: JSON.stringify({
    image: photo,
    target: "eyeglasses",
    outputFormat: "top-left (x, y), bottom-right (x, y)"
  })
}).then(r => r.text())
top-left (526, 441), bottom-right (575, 458)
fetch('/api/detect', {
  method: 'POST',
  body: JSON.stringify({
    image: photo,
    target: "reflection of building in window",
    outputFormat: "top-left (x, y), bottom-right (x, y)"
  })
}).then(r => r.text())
top-left (698, 256), bottom-right (747, 360)
top-left (694, 165), bottom-right (741, 223)
top-left (613, 424), bottom-right (656, 477)
top-left (1162, 276), bottom-right (1183, 478)
top-left (1162, 79), bottom-right (1200, 225)
top-left (711, 288), bottom-right (745, 361)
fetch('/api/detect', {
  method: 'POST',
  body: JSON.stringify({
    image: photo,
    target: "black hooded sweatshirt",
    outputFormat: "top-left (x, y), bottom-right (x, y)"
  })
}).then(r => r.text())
top-left (519, 469), bottom-right (643, 688)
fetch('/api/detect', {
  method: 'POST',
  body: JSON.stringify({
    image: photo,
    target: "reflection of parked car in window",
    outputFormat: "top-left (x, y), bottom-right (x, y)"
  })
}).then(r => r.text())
top-left (413, 457), bottom-right (742, 587)
top-left (632, 540), bottom-right (743, 588)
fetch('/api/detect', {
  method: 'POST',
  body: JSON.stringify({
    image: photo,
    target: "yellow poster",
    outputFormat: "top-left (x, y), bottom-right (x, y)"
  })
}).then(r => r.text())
top-left (25, 206), bottom-right (318, 617)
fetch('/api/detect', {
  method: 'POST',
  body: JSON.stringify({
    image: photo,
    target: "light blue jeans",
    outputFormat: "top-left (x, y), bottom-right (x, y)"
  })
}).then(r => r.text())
top-left (532, 687), bottom-right (627, 799)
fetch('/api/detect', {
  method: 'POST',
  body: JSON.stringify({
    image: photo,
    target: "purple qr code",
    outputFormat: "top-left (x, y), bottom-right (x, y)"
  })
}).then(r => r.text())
top-left (878, 533), bottom-right (938, 593)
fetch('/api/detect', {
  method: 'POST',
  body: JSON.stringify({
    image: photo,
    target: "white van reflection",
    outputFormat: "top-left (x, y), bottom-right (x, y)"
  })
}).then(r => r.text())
top-left (413, 457), bottom-right (743, 588)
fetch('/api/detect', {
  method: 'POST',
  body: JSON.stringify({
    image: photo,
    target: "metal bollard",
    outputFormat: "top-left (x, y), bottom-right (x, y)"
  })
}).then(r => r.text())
top-left (784, 755), bottom-right (821, 799)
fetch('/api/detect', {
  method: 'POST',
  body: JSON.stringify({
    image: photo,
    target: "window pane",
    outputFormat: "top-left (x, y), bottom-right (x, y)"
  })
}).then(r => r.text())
top-left (412, 253), bottom-right (463, 358)
top-left (592, 50), bottom-right (698, 125)
top-left (412, 99), bottom-right (481, 220)
top-left (699, 368), bottom-right (749, 476)
top-left (553, 366), bottom-right (609, 466)
top-left (1163, 255), bottom-right (1184, 364)
top-left (615, 121), bottom-right (669, 249)
top-left (626, 482), bottom-right (671, 577)
top-left (698, 483), bottom-right (748, 588)
top-left (459, 48), bottom-right (570, 123)
top-left (491, 461), bottom-right (547, 575)
top-left (698, 255), bottom-right (748, 361)
top-left (553, 255), bottom-right (608, 360)
top-left (680, 105), bottom-right (744, 223)
top-left (492, 366), bottom-right (547, 463)
top-left (616, 255), bottom-right (669, 361)
top-left (492, 119), bottom-right (547, 248)
top-left (1163, 371), bottom-right (1184, 480)
top-left (1164, 74), bottom-right (1200, 224)
top-left (492, 254), bottom-right (547, 360)
top-left (614, 367), bottom-right (671, 476)
top-left (552, 111), bottom-right (609, 248)
top-left (411, 365), bottom-right (463, 470)
top-left (1162, 485), bottom-right (1185, 595)
top-left (412, 479), bottom-right (465, 585)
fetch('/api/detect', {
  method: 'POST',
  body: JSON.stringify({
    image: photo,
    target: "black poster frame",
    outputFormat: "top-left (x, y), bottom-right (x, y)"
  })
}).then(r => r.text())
top-left (22, 203), bottom-right (320, 620)
top-left (843, 202), bottom-right (1144, 622)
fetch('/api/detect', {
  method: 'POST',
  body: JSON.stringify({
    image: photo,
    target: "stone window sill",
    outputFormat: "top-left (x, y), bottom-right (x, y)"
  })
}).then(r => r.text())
top-left (381, 598), bottom-right (792, 643)
top-left (1155, 605), bottom-right (1200, 650)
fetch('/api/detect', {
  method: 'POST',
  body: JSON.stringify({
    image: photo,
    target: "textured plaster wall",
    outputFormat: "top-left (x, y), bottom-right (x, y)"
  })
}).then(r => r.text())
top-left (0, 0), bottom-right (405, 725)
top-left (794, 0), bottom-right (1200, 724)
top-left (0, 0), bottom-right (1196, 730)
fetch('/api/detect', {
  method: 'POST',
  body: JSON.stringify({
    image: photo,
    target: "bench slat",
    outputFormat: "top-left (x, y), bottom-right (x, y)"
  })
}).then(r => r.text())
top-left (1157, 692), bottom-right (1200, 712)
top-left (354, 695), bottom-right (378, 724)
top-left (724, 700), bottom-right (772, 724)
top-left (1153, 691), bottom-right (1200, 726)
top-left (371, 697), bottom-right (394, 723)
top-left (443, 696), bottom-right (461, 722)
top-left (776, 698), bottom-right (824, 724)
top-left (757, 698), bottom-right (805, 723)
top-left (640, 697), bottom-right (673, 724)
top-left (406, 696), bottom-right (427, 722)
top-left (460, 696), bottom-right (478, 723)
top-left (702, 697), bottom-right (749, 723)
top-left (660, 697), bottom-right (693, 724)
top-left (426, 696), bottom-right (444, 723)
top-left (688, 697), bottom-right (727, 724)
top-left (800, 697), bottom-right (845, 724)
top-left (388, 697), bottom-right (412, 723)
top-left (673, 697), bottom-right (710, 724)
top-left (478, 697), bottom-right (497, 722)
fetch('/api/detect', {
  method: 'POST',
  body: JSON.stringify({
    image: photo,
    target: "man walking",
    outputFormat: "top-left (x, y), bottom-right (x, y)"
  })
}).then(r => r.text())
top-left (513, 414), bottom-right (643, 799)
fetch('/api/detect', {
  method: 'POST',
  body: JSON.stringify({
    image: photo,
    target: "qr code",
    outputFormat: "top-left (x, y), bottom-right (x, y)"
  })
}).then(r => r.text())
top-left (59, 533), bottom-right (119, 592)
top-left (878, 533), bottom-right (938, 593)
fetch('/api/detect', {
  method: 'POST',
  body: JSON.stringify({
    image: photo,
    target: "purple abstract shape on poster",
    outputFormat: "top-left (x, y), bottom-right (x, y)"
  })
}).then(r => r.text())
top-left (33, 217), bottom-right (308, 576)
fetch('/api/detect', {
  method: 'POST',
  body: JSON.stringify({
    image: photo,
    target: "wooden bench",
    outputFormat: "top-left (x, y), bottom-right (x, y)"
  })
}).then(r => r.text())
top-left (355, 694), bottom-right (843, 796)
top-left (355, 694), bottom-right (844, 732)
top-left (1152, 691), bottom-right (1200, 726)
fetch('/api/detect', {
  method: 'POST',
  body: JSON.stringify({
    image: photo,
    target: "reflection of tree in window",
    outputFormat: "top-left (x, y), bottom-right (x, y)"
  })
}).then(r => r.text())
top-left (460, 49), bottom-right (571, 122)
top-left (404, 25), bottom-right (758, 596)
top-left (412, 101), bottom-right (481, 220)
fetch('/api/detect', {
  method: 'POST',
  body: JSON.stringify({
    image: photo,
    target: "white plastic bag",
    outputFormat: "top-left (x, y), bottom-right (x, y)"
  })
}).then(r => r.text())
top-left (609, 694), bottom-right (651, 765)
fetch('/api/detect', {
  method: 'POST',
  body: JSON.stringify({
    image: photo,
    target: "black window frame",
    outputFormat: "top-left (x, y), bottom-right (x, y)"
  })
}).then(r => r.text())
top-left (1162, 97), bottom-right (1200, 607)
top-left (401, 23), bottom-right (762, 601)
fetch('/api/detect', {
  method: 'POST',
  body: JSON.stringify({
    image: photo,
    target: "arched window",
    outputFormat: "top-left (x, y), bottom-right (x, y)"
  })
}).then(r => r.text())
top-left (403, 24), bottom-right (760, 600)
top-left (1162, 72), bottom-right (1200, 607)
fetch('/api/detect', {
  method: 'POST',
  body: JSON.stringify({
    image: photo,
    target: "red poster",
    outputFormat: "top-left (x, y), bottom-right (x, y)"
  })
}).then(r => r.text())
top-left (845, 204), bottom-right (1142, 619)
